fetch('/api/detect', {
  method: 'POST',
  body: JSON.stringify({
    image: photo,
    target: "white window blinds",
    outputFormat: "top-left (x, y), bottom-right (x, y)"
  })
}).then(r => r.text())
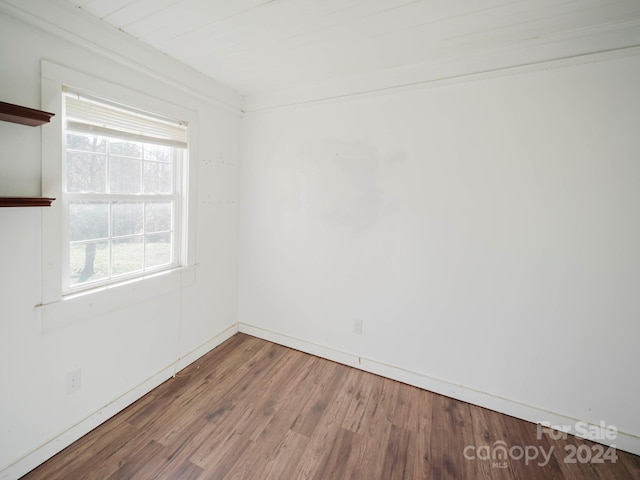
top-left (64, 90), bottom-right (188, 148)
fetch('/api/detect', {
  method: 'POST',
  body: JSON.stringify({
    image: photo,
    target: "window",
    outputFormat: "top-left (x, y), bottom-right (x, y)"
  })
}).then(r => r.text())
top-left (62, 91), bottom-right (188, 292)
top-left (40, 61), bottom-right (198, 321)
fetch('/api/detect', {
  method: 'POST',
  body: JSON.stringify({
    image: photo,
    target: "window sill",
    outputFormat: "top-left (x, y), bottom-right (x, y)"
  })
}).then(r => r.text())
top-left (36, 265), bottom-right (197, 333)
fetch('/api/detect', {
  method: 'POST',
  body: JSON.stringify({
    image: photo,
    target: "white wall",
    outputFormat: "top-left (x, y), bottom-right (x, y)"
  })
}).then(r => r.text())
top-left (0, 10), bottom-right (241, 479)
top-left (239, 56), bottom-right (640, 451)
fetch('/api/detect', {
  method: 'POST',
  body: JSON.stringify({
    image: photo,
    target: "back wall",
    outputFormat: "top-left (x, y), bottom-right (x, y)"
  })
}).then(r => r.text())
top-left (239, 54), bottom-right (640, 453)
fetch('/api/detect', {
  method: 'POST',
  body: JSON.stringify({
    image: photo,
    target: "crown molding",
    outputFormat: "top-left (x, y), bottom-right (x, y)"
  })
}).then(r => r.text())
top-left (244, 17), bottom-right (640, 113)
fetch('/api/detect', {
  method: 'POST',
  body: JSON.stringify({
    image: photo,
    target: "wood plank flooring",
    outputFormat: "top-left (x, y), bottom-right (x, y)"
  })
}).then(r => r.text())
top-left (21, 333), bottom-right (640, 479)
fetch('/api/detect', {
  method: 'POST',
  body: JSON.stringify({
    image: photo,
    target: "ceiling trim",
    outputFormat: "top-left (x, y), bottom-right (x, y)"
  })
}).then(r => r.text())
top-left (244, 17), bottom-right (640, 113)
top-left (0, 0), bottom-right (244, 115)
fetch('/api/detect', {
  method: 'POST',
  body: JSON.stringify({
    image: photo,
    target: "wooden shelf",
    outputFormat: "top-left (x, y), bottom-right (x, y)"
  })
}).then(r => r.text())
top-left (0, 197), bottom-right (56, 207)
top-left (0, 101), bottom-right (54, 126)
top-left (0, 102), bottom-right (56, 206)
top-left (0, 101), bottom-right (56, 206)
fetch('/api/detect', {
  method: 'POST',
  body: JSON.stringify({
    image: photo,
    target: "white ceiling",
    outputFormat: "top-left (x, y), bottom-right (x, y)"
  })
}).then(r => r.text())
top-left (64, 0), bottom-right (640, 100)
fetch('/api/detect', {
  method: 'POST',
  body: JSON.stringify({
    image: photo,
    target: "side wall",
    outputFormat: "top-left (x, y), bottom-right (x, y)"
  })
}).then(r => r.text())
top-left (239, 55), bottom-right (640, 453)
top-left (0, 10), bottom-right (241, 479)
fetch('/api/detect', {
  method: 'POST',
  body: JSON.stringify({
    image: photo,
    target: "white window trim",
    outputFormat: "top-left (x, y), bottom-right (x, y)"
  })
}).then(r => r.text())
top-left (39, 60), bottom-right (198, 329)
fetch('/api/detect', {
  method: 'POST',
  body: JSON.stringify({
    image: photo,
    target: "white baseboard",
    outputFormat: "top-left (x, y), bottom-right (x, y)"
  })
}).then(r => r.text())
top-left (238, 322), bottom-right (640, 457)
top-left (1, 324), bottom-right (238, 480)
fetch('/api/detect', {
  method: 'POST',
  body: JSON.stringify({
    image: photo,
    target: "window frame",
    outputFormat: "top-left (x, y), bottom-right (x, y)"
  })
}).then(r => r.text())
top-left (40, 61), bottom-right (198, 317)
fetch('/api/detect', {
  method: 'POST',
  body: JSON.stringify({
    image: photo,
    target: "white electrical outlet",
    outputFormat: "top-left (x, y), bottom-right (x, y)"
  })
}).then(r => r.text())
top-left (67, 369), bottom-right (81, 394)
top-left (354, 319), bottom-right (363, 334)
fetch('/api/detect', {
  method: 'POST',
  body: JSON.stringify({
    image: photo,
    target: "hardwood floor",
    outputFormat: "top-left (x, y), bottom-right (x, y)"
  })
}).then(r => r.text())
top-left (21, 333), bottom-right (640, 479)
